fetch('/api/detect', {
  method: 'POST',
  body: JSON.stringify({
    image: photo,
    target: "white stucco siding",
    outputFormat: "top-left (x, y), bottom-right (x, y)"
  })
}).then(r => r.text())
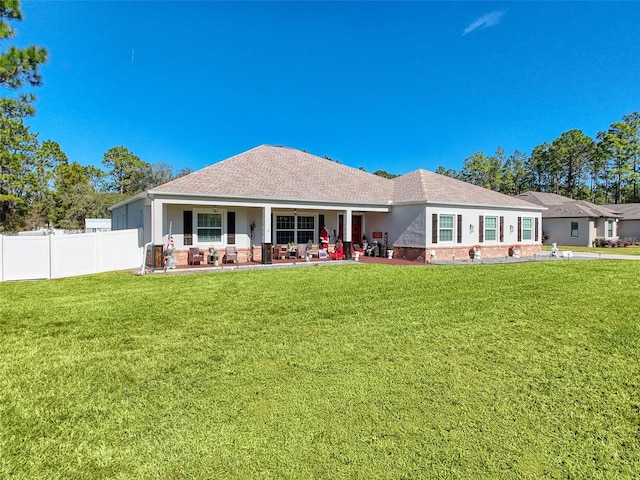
top-left (425, 206), bottom-right (541, 247)
top-left (164, 205), bottom-right (253, 248)
top-left (618, 219), bottom-right (640, 240)
top-left (543, 218), bottom-right (594, 247)
top-left (391, 205), bottom-right (427, 247)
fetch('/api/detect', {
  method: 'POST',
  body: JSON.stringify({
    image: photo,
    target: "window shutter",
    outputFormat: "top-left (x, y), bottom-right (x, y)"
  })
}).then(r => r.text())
top-left (517, 217), bottom-right (522, 242)
top-left (535, 217), bottom-right (539, 242)
top-left (499, 216), bottom-right (504, 242)
top-left (478, 215), bottom-right (484, 243)
top-left (432, 214), bottom-right (438, 243)
top-left (457, 215), bottom-right (462, 243)
top-left (183, 210), bottom-right (193, 246)
top-left (227, 211), bottom-right (236, 244)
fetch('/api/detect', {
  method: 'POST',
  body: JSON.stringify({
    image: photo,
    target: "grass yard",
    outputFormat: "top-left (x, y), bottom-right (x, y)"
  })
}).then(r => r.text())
top-left (541, 244), bottom-right (640, 255)
top-left (1, 262), bottom-right (639, 479)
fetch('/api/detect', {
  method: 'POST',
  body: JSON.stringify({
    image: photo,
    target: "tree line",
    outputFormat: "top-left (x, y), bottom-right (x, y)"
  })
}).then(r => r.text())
top-left (0, 92), bottom-right (192, 232)
top-left (0, 1), bottom-right (191, 232)
top-left (434, 112), bottom-right (640, 205)
top-left (2, 2), bottom-right (638, 234)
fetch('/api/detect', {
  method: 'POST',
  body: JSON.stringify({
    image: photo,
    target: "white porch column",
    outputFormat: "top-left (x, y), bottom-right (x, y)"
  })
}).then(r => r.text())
top-left (344, 209), bottom-right (353, 242)
top-left (152, 199), bottom-right (164, 245)
top-left (262, 205), bottom-right (272, 244)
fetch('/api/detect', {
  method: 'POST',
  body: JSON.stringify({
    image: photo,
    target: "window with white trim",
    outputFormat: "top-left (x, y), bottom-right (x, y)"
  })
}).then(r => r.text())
top-left (608, 220), bottom-right (614, 237)
top-left (197, 212), bottom-right (222, 243)
top-left (439, 214), bottom-right (454, 242)
top-left (521, 217), bottom-right (533, 241)
top-left (484, 216), bottom-right (497, 241)
top-left (275, 215), bottom-right (316, 244)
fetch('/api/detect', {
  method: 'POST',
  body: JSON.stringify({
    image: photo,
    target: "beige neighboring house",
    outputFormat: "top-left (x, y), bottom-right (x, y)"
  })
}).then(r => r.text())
top-left (517, 191), bottom-right (620, 247)
top-left (109, 145), bottom-right (544, 265)
top-left (606, 203), bottom-right (640, 241)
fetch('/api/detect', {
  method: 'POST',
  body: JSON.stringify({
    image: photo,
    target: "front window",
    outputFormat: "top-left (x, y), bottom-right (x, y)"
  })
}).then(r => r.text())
top-left (297, 216), bottom-right (315, 244)
top-left (439, 215), bottom-right (454, 242)
top-left (571, 222), bottom-right (579, 238)
top-left (197, 212), bottom-right (222, 243)
top-left (484, 216), bottom-right (497, 241)
top-left (608, 220), bottom-right (615, 238)
top-left (521, 217), bottom-right (533, 241)
top-left (275, 215), bottom-right (315, 244)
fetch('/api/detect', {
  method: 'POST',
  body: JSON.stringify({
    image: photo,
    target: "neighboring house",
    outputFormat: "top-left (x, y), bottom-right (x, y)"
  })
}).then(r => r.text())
top-left (606, 203), bottom-right (640, 241)
top-left (516, 191), bottom-right (620, 247)
top-left (85, 218), bottom-right (112, 233)
top-left (109, 145), bottom-right (544, 265)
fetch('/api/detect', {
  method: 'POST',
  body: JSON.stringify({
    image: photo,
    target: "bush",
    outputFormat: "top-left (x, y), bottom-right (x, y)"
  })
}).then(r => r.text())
top-left (593, 237), bottom-right (637, 248)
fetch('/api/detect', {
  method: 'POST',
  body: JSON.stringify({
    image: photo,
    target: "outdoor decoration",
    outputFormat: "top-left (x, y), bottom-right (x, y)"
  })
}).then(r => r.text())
top-left (305, 240), bottom-right (313, 262)
top-left (164, 222), bottom-right (176, 270)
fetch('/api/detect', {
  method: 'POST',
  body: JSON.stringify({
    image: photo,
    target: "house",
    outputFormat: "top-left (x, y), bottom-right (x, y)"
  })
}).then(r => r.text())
top-left (109, 145), bottom-right (544, 265)
top-left (516, 191), bottom-right (620, 247)
top-left (85, 218), bottom-right (112, 233)
top-left (606, 203), bottom-right (640, 241)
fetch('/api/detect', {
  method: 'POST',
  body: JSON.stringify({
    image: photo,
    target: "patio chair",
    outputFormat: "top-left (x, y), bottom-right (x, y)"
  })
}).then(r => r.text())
top-left (188, 247), bottom-right (204, 265)
top-left (224, 246), bottom-right (237, 264)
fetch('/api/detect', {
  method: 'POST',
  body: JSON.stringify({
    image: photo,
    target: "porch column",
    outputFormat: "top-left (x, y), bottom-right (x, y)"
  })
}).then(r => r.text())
top-left (262, 205), bottom-right (272, 264)
top-left (343, 209), bottom-right (353, 259)
top-left (152, 199), bottom-right (164, 245)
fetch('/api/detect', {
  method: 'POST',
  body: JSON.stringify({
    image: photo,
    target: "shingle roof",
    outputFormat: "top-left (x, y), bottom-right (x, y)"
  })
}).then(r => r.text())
top-left (149, 145), bottom-right (543, 209)
top-left (516, 191), bottom-right (574, 206)
top-left (152, 145), bottom-right (393, 204)
top-left (605, 203), bottom-right (640, 220)
top-left (393, 169), bottom-right (540, 208)
top-left (518, 191), bottom-right (619, 218)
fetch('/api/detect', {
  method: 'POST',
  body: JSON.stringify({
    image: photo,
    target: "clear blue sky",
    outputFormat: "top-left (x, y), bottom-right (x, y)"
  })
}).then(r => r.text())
top-left (14, 1), bottom-right (640, 175)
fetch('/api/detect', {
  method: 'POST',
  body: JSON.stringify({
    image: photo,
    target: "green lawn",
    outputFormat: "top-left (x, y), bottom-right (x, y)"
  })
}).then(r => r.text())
top-left (542, 244), bottom-right (640, 255)
top-left (1, 262), bottom-right (639, 479)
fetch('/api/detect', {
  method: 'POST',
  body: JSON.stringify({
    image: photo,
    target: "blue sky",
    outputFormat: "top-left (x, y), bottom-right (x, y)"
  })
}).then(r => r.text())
top-left (14, 1), bottom-right (640, 175)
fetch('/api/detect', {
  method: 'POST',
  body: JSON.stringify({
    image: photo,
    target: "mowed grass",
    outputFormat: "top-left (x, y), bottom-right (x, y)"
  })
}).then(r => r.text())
top-left (541, 244), bottom-right (640, 255)
top-left (1, 262), bottom-right (639, 479)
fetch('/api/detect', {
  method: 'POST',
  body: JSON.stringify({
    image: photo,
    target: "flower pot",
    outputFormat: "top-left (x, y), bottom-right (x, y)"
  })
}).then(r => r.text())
top-left (387, 250), bottom-right (394, 259)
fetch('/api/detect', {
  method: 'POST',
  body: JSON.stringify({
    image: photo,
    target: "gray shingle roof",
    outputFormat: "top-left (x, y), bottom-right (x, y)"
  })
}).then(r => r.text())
top-left (516, 191), bottom-right (574, 206)
top-left (605, 203), bottom-right (640, 220)
top-left (393, 169), bottom-right (539, 207)
top-left (518, 191), bottom-right (619, 218)
top-left (152, 145), bottom-right (393, 204)
top-left (149, 145), bottom-right (542, 209)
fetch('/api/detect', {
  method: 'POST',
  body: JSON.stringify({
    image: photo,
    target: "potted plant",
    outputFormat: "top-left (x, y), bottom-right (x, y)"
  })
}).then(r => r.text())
top-left (387, 244), bottom-right (394, 259)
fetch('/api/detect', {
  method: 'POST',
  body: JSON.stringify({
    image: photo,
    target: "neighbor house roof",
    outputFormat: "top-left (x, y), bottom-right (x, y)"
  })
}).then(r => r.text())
top-left (517, 191), bottom-right (619, 218)
top-left (145, 145), bottom-right (542, 210)
top-left (605, 203), bottom-right (640, 220)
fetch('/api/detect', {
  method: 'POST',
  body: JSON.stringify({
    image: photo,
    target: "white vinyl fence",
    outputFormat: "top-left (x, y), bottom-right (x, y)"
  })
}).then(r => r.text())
top-left (0, 228), bottom-right (143, 282)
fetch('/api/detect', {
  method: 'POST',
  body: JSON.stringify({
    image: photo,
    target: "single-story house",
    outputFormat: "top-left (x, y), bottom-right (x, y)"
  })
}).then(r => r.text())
top-left (109, 145), bottom-right (545, 265)
top-left (85, 218), bottom-right (112, 233)
top-left (606, 203), bottom-right (640, 241)
top-left (516, 191), bottom-right (620, 247)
